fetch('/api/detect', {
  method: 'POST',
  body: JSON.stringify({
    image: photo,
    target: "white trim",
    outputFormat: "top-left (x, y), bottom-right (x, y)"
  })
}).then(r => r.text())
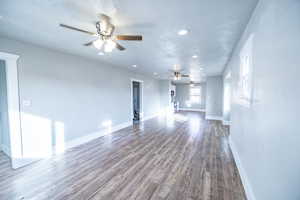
top-left (0, 52), bottom-right (23, 169)
top-left (0, 52), bottom-right (19, 60)
top-left (179, 108), bottom-right (206, 112)
top-left (8, 157), bottom-right (38, 169)
top-left (130, 79), bottom-right (144, 121)
top-left (56, 121), bottom-right (133, 151)
top-left (229, 136), bottom-right (256, 200)
top-left (205, 115), bottom-right (223, 121)
top-left (141, 113), bottom-right (160, 122)
top-left (1, 144), bottom-right (11, 157)
top-left (222, 120), bottom-right (231, 126)
top-left (55, 113), bottom-right (161, 152)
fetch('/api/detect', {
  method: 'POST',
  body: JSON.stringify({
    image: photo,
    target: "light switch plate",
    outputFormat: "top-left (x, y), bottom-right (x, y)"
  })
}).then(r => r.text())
top-left (22, 100), bottom-right (31, 107)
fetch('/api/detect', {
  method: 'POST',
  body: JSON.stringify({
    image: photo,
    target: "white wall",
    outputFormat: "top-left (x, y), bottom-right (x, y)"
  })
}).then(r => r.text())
top-left (224, 0), bottom-right (300, 199)
top-left (205, 76), bottom-right (223, 117)
top-left (0, 60), bottom-right (11, 155)
top-left (175, 83), bottom-right (206, 110)
top-left (0, 37), bottom-right (161, 150)
top-left (159, 80), bottom-right (171, 109)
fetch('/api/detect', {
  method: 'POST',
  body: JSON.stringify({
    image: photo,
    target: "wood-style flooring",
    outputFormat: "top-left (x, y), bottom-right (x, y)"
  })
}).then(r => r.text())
top-left (0, 111), bottom-right (246, 200)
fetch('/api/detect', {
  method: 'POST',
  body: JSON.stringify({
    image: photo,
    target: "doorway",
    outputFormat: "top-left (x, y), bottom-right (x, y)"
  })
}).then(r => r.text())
top-left (131, 80), bottom-right (143, 122)
top-left (0, 52), bottom-right (25, 169)
top-left (0, 60), bottom-right (10, 160)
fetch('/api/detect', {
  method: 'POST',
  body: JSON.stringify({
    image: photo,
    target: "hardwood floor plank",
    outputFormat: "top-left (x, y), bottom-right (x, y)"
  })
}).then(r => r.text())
top-left (0, 111), bottom-right (246, 200)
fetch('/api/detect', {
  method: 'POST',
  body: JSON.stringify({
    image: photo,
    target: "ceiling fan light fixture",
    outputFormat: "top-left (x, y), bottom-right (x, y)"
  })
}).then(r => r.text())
top-left (104, 40), bottom-right (116, 52)
top-left (93, 39), bottom-right (104, 49)
top-left (104, 46), bottom-right (113, 52)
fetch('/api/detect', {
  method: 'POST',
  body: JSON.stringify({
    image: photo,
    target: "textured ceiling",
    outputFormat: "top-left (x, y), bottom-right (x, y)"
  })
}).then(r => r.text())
top-left (0, 0), bottom-right (258, 82)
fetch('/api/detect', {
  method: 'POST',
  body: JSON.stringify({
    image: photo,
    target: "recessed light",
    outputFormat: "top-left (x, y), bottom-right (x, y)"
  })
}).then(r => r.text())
top-left (98, 52), bottom-right (104, 55)
top-left (178, 29), bottom-right (189, 36)
top-left (132, 65), bottom-right (137, 68)
top-left (192, 55), bottom-right (198, 58)
top-left (153, 72), bottom-right (158, 75)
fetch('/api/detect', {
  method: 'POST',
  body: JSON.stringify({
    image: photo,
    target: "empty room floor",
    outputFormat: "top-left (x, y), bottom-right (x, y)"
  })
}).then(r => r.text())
top-left (0, 112), bottom-right (246, 200)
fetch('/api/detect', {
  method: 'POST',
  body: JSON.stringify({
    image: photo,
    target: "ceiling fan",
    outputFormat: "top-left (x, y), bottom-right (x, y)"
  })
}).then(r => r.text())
top-left (169, 69), bottom-right (190, 80)
top-left (59, 14), bottom-right (143, 52)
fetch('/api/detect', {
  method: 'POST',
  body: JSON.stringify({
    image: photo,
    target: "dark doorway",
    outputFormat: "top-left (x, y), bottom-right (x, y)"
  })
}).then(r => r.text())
top-left (132, 81), bottom-right (141, 122)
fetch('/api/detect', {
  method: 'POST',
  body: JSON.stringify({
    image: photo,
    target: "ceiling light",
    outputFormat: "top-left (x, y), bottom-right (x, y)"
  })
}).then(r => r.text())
top-left (93, 39), bottom-right (104, 49)
top-left (192, 55), bottom-right (198, 58)
top-left (98, 52), bottom-right (104, 55)
top-left (178, 29), bottom-right (189, 36)
top-left (153, 72), bottom-right (158, 75)
top-left (104, 40), bottom-right (116, 52)
top-left (132, 65), bottom-right (137, 68)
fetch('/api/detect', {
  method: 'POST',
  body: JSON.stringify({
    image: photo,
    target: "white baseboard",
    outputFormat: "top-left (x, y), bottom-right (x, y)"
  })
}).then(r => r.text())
top-left (141, 113), bottom-right (160, 122)
top-left (12, 157), bottom-right (39, 169)
top-left (229, 136), bottom-right (256, 200)
top-left (222, 120), bottom-right (231, 126)
top-left (1, 144), bottom-right (11, 157)
top-left (57, 113), bottom-right (160, 152)
top-left (58, 121), bottom-right (133, 151)
top-left (205, 115), bottom-right (223, 121)
top-left (179, 108), bottom-right (206, 112)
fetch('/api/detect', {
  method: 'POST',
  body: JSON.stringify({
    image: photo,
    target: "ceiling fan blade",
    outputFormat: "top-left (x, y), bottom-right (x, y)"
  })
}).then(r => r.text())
top-left (168, 69), bottom-right (184, 72)
top-left (114, 42), bottom-right (126, 51)
top-left (116, 35), bottom-right (143, 41)
top-left (181, 74), bottom-right (190, 77)
top-left (60, 24), bottom-right (96, 35)
top-left (83, 40), bottom-right (96, 46)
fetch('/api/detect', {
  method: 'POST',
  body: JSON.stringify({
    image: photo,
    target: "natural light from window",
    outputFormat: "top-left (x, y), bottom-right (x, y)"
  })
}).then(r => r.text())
top-left (190, 86), bottom-right (201, 103)
top-left (238, 34), bottom-right (254, 107)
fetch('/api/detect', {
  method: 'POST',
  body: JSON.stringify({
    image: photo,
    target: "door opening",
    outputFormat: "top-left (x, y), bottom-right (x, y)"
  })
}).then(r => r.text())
top-left (132, 81), bottom-right (141, 122)
top-left (131, 80), bottom-right (143, 123)
top-left (0, 60), bottom-right (10, 159)
top-left (0, 52), bottom-right (24, 169)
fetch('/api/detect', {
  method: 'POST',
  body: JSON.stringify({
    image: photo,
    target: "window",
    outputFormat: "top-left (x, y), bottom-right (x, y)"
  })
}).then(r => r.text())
top-left (190, 86), bottom-right (201, 103)
top-left (240, 55), bottom-right (251, 100)
top-left (238, 34), bottom-right (254, 107)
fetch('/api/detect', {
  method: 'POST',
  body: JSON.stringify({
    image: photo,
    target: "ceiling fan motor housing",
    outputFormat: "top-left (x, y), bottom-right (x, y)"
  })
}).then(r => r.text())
top-left (96, 20), bottom-right (114, 37)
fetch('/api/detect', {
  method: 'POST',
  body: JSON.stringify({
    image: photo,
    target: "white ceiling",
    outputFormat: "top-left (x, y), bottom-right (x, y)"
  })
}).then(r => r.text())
top-left (0, 0), bottom-right (258, 82)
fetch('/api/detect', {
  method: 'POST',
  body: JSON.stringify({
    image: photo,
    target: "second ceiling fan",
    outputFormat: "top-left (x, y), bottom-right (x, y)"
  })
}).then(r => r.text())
top-left (169, 69), bottom-right (190, 81)
top-left (60, 14), bottom-right (143, 52)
